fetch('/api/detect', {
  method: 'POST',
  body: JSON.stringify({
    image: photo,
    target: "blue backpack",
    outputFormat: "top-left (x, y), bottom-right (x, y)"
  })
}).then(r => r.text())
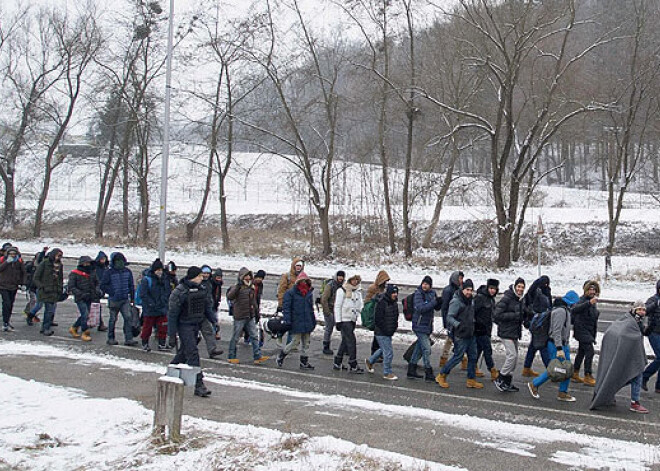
top-left (134, 276), bottom-right (153, 306)
top-left (529, 309), bottom-right (552, 348)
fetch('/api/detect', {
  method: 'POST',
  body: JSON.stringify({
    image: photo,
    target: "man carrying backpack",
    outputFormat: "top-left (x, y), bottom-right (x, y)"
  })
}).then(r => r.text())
top-left (31, 248), bottom-right (64, 336)
top-left (474, 279), bottom-right (499, 381)
top-left (521, 275), bottom-right (552, 377)
top-left (365, 284), bottom-right (400, 380)
top-left (320, 271), bottom-right (344, 355)
top-left (439, 271), bottom-right (464, 368)
top-left (138, 259), bottom-right (171, 352)
top-left (407, 276), bottom-right (440, 381)
top-left (100, 252), bottom-right (137, 346)
top-left (67, 256), bottom-right (99, 342)
top-left (528, 290), bottom-right (579, 402)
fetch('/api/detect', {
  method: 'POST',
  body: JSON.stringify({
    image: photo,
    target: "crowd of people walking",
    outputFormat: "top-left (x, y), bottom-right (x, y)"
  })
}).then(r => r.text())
top-left (0, 244), bottom-right (657, 411)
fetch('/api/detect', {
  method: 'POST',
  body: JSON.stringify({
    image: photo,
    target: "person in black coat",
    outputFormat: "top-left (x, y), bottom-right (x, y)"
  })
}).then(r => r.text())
top-left (439, 270), bottom-right (464, 367)
top-left (365, 284), bottom-right (400, 380)
top-left (138, 259), bottom-right (172, 352)
top-left (474, 279), bottom-right (499, 381)
top-left (522, 275), bottom-right (552, 377)
top-left (642, 280), bottom-right (660, 393)
top-left (572, 280), bottom-right (600, 386)
top-left (493, 278), bottom-right (526, 392)
top-left (67, 256), bottom-right (99, 341)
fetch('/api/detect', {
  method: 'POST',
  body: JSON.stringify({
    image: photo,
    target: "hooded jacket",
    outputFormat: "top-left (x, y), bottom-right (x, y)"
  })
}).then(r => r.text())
top-left (365, 270), bottom-right (390, 303)
top-left (320, 272), bottom-right (343, 316)
top-left (100, 253), bottom-right (135, 303)
top-left (68, 256), bottom-right (99, 304)
top-left (277, 257), bottom-right (304, 308)
top-left (226, 267), bottom-right (258, 320)
top-left (33, 249), bottom-right (64, 303)
top-left (493, 286), bottom-right (524, 340)
top-left (0, 248), bottom-right (25, 291)
top-left (474, 285), bottom-right (497, 337)
top-left (140, 268), bottom-right (171, 317)
top-left (644, 280), bottom-right (660, 335)
top-left (524, 275), bottom-right (552, 318)
top-left (572, 280), bottom-right (600, 344)
top-left (282, 273), bottom-right (316, 334)
top-left (374, 292), bottom-right (399, 337)
top-left (334, 275), bottom-right (364, 323)
top-left (446, 289), bottom-right (475, 339)
top-left (549, 297), bottom-right (571, 347)
top-left (441, 271), bottom-right (462, 325)
top-left (412, 285), bottom-right (439, 335)
top-left (94, 251), bottom-right (109, 288)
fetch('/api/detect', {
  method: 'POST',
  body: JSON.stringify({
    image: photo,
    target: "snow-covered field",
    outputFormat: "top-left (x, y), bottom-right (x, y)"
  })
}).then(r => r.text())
top-left (1, 341), bottom-right (658, 470)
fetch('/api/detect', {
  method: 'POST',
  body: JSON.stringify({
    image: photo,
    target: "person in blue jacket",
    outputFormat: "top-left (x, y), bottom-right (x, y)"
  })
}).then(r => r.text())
top-left (277, 272), bottom-right (316, 370)
top-left (407, 276), bottom-right (441, 382)
top-left (100, 252), bottom-right (136, 346)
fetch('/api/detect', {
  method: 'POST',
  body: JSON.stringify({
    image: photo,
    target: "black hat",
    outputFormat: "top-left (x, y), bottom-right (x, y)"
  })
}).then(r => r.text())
top-left (515, 277), bottom-right (526, 287)
top-left (463, 278), bottom-right (474, 290)
top-left (255, 269), bottom-right (266, 279)
top-left (1, 242), bottom-right (12, 251)
top-left (167, 261), bottom-right (177, 272)
top-left (336, 270), bottom-right (346, 278)
top-left (422, 275), bottom-right (433, 287)
top-left (487, 278), bottom-right (500, 288)
top-left (186, 266), bottom-right (202, 279)
top-left (386, 284), bottom-right (399, 296)
top-left (151, 259), bottom-right (164, 271)
top-left (214, 268), bottom-right (223, 277)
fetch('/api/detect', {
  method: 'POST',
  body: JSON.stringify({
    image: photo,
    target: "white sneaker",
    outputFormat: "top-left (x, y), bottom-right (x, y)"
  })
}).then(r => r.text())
top-left (383, 373), bottom-right (398, 381)
top-left (365, 359), bottom-right (375, 373)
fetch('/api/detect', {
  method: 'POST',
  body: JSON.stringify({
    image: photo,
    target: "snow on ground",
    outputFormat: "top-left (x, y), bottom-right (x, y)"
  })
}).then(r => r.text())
top-left (12, 239), bottom-right (660, 303)
top-left (0, 371), bottom-right (456, 471)
top-left (1, 340), bottom-right (658, 470)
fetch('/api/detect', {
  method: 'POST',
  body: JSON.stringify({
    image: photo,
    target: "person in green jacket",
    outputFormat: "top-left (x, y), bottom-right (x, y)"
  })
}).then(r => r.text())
top-left (31, 248), bottom-right (64, 336)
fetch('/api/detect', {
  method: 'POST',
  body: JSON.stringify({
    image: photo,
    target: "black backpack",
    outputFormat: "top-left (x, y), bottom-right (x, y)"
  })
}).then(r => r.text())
top-left (529, 308), bottom-right (552, 348)
top-left (23, 260), bottom-right (36, 288)
top-left (401, 293), bottom-right (415, 321)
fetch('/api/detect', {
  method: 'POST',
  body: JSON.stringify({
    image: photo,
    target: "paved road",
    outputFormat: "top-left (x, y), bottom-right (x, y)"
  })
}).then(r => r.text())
top-left (1, 295), bottom-right (659, 470)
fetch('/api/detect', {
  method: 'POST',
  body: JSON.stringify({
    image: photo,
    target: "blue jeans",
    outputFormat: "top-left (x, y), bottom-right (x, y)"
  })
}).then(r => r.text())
top-left (630, 373), bottom-right (642, 402)
top-left (229, 317), bottom-right (261, 360)
top-left (524, 342), bottom-right (550, 369)
top-left (475, 335), bottom-right (495, 370)
top-left (441, 336), bottom-right (477, 378)
top-left (410, 332), bottom-right (432, 369)
top-left (533, 342), bottom-right (571, 393)
top-left (108, 299), bottom-right (132, 341)
top-left (41, 303), bottom-right (57, 331)
top-left (369, 335), bottom-right (394, 375)
top-left (642, 333), bottom-right (660, 390)
top-left (73, 301), bottom-right (90, 332)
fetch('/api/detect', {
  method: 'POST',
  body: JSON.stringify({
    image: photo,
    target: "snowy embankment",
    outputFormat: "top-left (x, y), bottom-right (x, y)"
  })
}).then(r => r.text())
top-left (0, 371), bottom-right (454, 471)
top-left (0, 341), bottom-right (658, 470)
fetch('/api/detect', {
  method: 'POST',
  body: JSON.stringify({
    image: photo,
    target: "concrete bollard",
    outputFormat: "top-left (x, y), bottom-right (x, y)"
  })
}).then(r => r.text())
top-left (153, 376), bottom-right (184, 442)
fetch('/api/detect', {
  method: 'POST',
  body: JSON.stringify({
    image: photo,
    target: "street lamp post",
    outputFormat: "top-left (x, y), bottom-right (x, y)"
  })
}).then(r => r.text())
top-left (159, 0), bottom-right (174, 262)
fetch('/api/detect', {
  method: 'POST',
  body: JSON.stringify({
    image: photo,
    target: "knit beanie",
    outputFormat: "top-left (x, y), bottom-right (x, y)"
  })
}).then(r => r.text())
top-left (421, 275), bottom-right (433, 287)
top-left (336, 270), bottom-right (346, 278)
top-left (151, 259), bottom-right (164, 271)
top-left (514, 277), bottom-right (526, 287)
top-left (255, 269), bottom-right (266, 279)
top-left (186, 266), bottom-right (202, 279)
top-left (463, 279), bottom-right (474, 290)
top-left (487, 278), bottom-right (500, 289)
top-left (386, 284), bottom-right (399, 296)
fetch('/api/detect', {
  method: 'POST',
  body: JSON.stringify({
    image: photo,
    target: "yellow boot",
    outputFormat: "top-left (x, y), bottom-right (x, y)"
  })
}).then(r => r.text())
top-left (438, 356), bottom-right (447, 368)
top-left (435, 373), bottom-right (449, 388)
top-left (475, 367), bottom-right (485, 378)
top-left (460, 356), bottom-right (468, 370)
top-left (583, 374), bottom-right (596, 387)
top-left (68, 326), bottom-right (81, 338)
top-left (81, 330), bottom-right (92, 342)
top-left (490, 368), bottom-right (499, 381)
top-left (466, 378), bottom-right (484, 389)
top-left (522, 367), bottom-right (539, 378)
top-left (571, 372), bottom-right (584, 383)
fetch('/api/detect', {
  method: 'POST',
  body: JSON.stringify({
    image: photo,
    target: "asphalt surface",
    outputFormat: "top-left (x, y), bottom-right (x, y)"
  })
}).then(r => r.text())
top-left (1, 292), bottom-right (659, 470)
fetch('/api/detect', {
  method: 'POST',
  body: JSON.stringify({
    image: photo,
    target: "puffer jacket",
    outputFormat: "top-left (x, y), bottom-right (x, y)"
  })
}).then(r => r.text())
top-left (645, 280), bottom-right (660, 335)
top-left (441, 271), bottom-right (462, 325)
top-left (226, 267), bottom-right (257, 320)
top-left (412, 286), bottom-right (438, 335)
top-left (493, 286), bottom-right (524, 340)
top-left (282, 279), bottom-right (316, 334)
top-left (67, 257), bottom-right (99, 303)
top-left (473, 285), bottom-right (496, 337)
top-left (334, 282), bottom-right (364, 323)
top-left (100, 253), bottom-right (134, 303)
top-left (572, 281), bottom-right (600, 344)
top-left (94, 251), bottom-right (109, 289)
top-left (365, 270), bottom-right (390, 302)
top-left (140, 270), bottom-right (171, 317)
top-left (277, 257), bottom-right (304, 308)
top-left (446, 290), bottom-right (475, 339)
top-left (33, 249), bottom-right (64, 303)
top-left (374, 293), bottom-right (399, 337)
top-left (0, 250), bottom-right (26, 291)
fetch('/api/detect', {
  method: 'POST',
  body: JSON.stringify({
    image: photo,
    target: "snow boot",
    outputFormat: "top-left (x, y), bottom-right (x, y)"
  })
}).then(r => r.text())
top-left (322, 342), bottom-right (334, 355)
top-left (194, 373), bottom-right (211, 398)
top-left (424, 367), bottom-right (435, 382)
top-left (276, 351), bottom-right (286, 368)
top-left (407, 363), bottom-right (422, 379)
top-left (460, 356), bottom-right (468, 371)
top-left (69, 326), bottom-right (81, 338)
top-left (299, 356), bottom-right (314, 370)
top-left (142, 339), bottom-right (151, 352)
top-left (522, 367), bottom-right (539, 378)
top-left (466, 378), bottom-right (484, 389)
top-left (81, 330), bottom-right (92, 342)
top-left (583, 374), bottom-right (596, 387)
top-left (438, 355), bottom-right (448, 368)
top-left (490, 368), bottom-right (499, 381)
top-left (475, 367), bottom-right (485, 378)
top-left (436, 373), bottom-right (449, 388)
top-left (507, 376), bottom-right (520, 392)
top-left (571, 372), bottom-right (584, 383)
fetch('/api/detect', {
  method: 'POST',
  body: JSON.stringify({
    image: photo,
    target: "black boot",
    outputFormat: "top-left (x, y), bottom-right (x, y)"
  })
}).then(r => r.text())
top-left (300, 355), bottom-right (315, 370)
top-left (322, 342), bottom-right (333, 355)
top-left (407, 363), bottom-right (423, 379)
top-left (158, 338), bottom-right (172, 351)
top-left (141, 339), bottom-right (151, 352)
top-left (424, 367), bottom-right (435, 382)
top-left (506, 375), bottom-right (519, 392)
top-left (194, 373), bottom-right (211, 398)
top-left (333, 356), bottom-right (347, 370)
top-left (494, 374), bottom-right (508, 392)
top-left (276, 351), bottom-right (286, 368)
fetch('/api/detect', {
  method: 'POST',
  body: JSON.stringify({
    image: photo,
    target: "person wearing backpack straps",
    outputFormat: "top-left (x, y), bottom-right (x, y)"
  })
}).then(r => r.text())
top-left (407, 276), bottom-right (441, 381)
top-left (365, 284), bottom-right (400, 380)
top-left (67, 256), bottom-right (99, 342)
top-left (138, 259), bottom-right (171, 352)
top-left (438, 271), bottom-right (464, 369)
top-left (521, 275), bottom-right (552, 378)
top-left (572, 280), bottom-right (600, 386)
top-left (473, 279), bottom-right (500, 381)
top-left (528, 290), bottom-right (580, 402)
top-left (493, 278), bottom-right (526, 392)
top-left (365, 270), bottom-right (391, 358)
top-left (320, 270), bottom-right (345, 355)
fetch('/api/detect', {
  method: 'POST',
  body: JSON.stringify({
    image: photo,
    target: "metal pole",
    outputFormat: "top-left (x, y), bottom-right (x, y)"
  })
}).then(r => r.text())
top-left (159, 0), bottom-right (175, 262)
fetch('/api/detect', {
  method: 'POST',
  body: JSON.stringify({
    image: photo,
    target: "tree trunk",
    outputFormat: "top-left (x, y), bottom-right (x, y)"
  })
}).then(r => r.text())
top-left (122, 151), bottom-right (130, 237)
top-left (319, 205), bottom-right (332, 257)
top-left (422, 143), bottom-right (457, 248)
top-left (186, 151), bottom-right (214, 241)
top-left (95, 156), bottom-right (122, 239)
